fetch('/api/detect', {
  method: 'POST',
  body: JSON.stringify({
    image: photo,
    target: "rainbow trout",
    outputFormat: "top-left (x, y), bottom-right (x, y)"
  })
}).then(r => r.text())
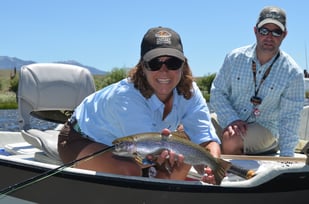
top-left (112, 129), bottom-right (232, 185)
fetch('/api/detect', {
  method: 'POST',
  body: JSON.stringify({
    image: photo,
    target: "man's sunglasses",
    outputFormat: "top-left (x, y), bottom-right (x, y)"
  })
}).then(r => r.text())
top-left (258, 27), bottom-right (283, 37)
top-left (144, 57), bottom-right (184, 71)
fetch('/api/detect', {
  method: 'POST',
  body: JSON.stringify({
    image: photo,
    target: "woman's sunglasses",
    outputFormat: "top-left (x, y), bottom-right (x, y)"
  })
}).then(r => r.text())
top-left (258, 27), bottom-right (283, 37)
top-left (144, 57), bottom-right (184, 71)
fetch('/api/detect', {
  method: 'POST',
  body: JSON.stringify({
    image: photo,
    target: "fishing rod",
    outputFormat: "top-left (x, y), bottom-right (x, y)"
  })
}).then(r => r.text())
top-left (0, 145), bottom-right (115, 197)
top-left (0, 144), bottom-right (255, 198)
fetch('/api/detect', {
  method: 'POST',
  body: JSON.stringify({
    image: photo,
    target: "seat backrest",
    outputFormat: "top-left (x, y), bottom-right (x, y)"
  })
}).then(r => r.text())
top-left (17, 63), bottom-right (96, 162)
top-left (18, 63), bottom-right (96, 130)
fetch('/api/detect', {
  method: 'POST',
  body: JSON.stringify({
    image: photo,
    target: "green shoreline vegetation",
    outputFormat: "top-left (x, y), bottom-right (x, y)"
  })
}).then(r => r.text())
top-left (0, 69), bottom-right (18, 109)
top-left (0, 69), bottom-right (215, 110)
top-left (0, 92), bottom-right (17, 109)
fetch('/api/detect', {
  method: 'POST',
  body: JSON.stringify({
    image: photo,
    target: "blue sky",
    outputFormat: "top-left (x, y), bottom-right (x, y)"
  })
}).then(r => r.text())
top-left (1, 0), bottom-right (308, 76)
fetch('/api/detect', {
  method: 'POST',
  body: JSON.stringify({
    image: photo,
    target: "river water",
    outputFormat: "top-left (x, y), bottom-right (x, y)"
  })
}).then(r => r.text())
top-left (1, 99), bottom-right (307, 132)
top-left (0, 109), bottom-right (57, 131)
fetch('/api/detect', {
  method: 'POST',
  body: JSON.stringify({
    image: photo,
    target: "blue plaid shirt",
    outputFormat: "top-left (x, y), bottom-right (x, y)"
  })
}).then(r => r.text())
top-left (210, 44), bottom-right (304, 156)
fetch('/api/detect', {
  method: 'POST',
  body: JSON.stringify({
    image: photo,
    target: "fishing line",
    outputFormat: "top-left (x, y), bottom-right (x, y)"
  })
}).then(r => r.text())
top-left (0, 145), bottom-right (115, 198)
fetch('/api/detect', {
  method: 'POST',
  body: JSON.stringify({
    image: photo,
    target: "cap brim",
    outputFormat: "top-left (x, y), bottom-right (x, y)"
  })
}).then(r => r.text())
top-left (257, 19), bottom-right (285, 31)
top-left (143, 48), bottom-right (185, 61)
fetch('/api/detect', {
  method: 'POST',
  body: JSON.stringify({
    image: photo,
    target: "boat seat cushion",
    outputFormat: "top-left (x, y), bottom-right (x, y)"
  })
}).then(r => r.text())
top-left (21, 128), bottom-right (62, 162)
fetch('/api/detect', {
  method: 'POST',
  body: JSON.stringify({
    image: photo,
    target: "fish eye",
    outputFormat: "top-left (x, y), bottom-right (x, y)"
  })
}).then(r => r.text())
top-left (114, 143), bottom-right (119, 151)
top-left (114, 143), bottom-right (123, 152)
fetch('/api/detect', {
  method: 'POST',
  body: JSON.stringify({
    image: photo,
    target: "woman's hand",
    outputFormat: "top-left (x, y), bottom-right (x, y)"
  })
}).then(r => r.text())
top-left (147, 150), bottom-right (184, 173)
top-left (201, 167), bottom-right (216, 184)
top-left (200, 141), bottom-right (222, 184)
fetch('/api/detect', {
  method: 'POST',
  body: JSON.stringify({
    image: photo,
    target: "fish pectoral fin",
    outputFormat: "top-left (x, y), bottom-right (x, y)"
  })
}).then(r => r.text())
top-left (134, 155), bottom-right (147, 166)
top-left (134, 155), bottom-right (156, 168)
top-left (193, 164), bottom-right (206, 175)
top-left (135, 150), bottom-right (168, 169)
top-left (134, 155), bottom-right (144, 165)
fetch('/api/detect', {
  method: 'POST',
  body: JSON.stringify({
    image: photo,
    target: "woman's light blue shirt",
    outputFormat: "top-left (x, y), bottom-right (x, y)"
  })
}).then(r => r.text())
top-left (73, 78), bottom-right (219, 146)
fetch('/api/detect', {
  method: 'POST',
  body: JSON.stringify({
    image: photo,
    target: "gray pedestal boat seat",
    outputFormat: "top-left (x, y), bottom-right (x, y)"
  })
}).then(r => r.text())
top-left (17, 63), bottom-right (96, 164)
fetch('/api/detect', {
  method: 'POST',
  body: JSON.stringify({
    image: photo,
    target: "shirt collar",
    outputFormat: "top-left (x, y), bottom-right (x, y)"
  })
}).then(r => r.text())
top-left (251, 43), bottom-right (281, 66)
top-left (148, 89), bottom-right (178, 111)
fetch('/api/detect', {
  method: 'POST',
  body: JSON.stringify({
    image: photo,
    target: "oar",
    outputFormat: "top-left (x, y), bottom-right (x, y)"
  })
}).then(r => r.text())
top-left (0, 145), bottom-right (114, 197)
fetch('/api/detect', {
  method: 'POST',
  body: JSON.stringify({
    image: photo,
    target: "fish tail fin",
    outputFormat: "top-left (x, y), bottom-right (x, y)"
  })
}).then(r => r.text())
top-left (212, 158), bottom-right (232, 185)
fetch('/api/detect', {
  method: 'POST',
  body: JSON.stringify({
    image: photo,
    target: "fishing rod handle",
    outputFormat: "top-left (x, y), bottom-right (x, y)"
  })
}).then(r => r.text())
top-left (228, 164), bottom-right (255, 179)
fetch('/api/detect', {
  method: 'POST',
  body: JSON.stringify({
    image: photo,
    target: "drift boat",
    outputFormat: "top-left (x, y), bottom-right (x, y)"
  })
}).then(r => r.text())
top-left (0, 63), bottom-right (308, 204)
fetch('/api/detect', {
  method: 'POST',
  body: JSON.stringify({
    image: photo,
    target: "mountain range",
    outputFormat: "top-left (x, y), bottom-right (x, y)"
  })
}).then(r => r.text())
top-left (0, 56), bottom-right (107, 75)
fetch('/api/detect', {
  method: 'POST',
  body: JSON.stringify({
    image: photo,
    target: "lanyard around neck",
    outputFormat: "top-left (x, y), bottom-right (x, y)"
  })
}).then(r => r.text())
top-left (252, 52), bottom-right (280, 97)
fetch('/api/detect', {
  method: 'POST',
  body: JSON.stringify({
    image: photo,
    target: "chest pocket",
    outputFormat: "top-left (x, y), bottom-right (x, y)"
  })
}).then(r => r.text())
top-left (258, 79), bottom-right (284, 102)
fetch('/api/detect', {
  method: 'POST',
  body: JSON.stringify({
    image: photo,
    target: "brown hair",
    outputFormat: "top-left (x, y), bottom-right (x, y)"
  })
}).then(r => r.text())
top-left (127, 58), bottom-right (194, 99)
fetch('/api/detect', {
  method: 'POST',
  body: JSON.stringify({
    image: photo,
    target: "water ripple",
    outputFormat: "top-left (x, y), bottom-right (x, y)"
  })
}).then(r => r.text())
top-left (0, 109), bottom-right (58, 131)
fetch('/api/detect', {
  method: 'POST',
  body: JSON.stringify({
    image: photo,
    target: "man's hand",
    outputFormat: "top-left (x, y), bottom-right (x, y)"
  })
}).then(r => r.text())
top-left (224, 120), bottom-right (247, 138)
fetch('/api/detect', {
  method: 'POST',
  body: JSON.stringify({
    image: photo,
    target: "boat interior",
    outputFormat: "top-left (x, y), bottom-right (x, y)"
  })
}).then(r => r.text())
top-left (0, 63), bottom-right (309, 188)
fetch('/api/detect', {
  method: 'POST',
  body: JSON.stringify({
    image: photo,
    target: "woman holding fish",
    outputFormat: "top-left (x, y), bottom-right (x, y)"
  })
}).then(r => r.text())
top-left (58, 26), bottom-right (222, 184)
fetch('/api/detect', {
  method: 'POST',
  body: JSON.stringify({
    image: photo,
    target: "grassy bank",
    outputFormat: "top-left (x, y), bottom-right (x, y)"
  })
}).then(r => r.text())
top-left (0, 92), bottom-right (17, 109)
top-left (0, 70), bottom-right (18, 109)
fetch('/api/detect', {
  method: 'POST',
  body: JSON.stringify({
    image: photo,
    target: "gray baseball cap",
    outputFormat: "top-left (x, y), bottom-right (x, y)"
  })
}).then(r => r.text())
top-left (256, 6), bottom-right (286, 31)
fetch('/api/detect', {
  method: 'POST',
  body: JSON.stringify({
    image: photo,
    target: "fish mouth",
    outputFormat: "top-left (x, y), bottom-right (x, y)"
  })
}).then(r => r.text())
top-left (112, 150), bottom-right (131, 157)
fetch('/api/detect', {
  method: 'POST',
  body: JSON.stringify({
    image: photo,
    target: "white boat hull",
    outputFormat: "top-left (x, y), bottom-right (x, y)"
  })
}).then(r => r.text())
top-left (0, 158), bottom-right (309, 204)
top-left (0, 131), bottom-right (309, 203)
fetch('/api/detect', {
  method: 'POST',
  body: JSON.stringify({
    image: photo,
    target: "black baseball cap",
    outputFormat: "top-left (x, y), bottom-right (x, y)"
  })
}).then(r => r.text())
top-left (141, 26), bottom-right (185, 62)
top-left (256, 6), bottom-right (286, 31)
